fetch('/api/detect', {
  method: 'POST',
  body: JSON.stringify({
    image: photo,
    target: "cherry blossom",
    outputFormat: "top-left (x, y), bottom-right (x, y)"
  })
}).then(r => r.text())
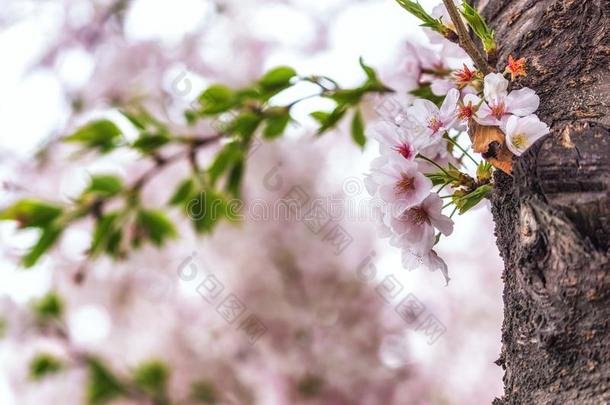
top-left (407, 88), bottom-right (460, 139)
top-left (367, 157), bottom-right (433, 217)
top-left (502, 114), bottom-right (550, 156)
top-left (474, 73), bottom-right (540, 126)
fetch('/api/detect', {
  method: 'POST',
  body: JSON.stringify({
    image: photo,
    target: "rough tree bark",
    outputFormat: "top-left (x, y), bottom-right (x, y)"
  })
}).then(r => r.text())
top-left (474, 0), bottom-right (610, 403)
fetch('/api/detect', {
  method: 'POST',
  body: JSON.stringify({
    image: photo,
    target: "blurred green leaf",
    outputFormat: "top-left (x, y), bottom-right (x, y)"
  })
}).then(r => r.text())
top-left (0, 199), bottom-right (62, 228)
top-left (86, 358), bottom-right (126, 405)
top-left (259, 66), bottom-right (296, 90)
top-left (350, 110), bottom-right (366, 148)
top-left (316, 105), bottom-right (347, 134)
top-left (263, 113), bottom-right (290, 139)
top-left (208, 142), bottom-right (243, 186)
top-left (132, 134), bottom-right (171, 154)
top-left (227, 112), bottom-right (262, 139)
top-left (198, 85), bottom-right (238, 115)
top-left (91, 212), bottom-right (123, 257)
top-left (23, 227), bottom-right (62, 268)
top-left (136, 210), bottom-right (177, 247)
top-left (29, 353), bottom-right (63, 380)
top-left (84, 175), bottom-right (124, 199)
top-left (64, 120), bottom-right (123, 154)
top-left (190, 381), bottom-right (218, 404)
top-left (32, 291), bottom-right (63, 320)
top-left (132, 360), bottom-right (170, 399)
top-left (168, 178), bottom-right (195, 206)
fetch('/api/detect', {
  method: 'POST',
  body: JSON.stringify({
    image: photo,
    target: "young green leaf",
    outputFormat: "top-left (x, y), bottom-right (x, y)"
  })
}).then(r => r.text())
top-left (208, 142), bottom-right (243, 186)
top-left (350, 110), bottom-right (366, 148)
top-left (198, 84), bottom-right (237, 115)
top-left (259, 66), bottom-right (297, 89)
top-left (168, 178), bottom-right (195, 206)
top-left (33, 291), bottom-right (64, 320)
top-left (190, 381), bottom-right (218, 404)
top-left (132, 360), bottom-right (170, 398)
top-left (136, 210), bottom-right (177, 247)
top-left (84, 175), bottom-right (124, 198)
top-left (29, 353), bottom-right (63, 380)
top-left (132, 133), bottom-right (171, 154)
top-left (453, 183), bottom-right (493, 214)
top-left (86, 358), bottom-right (126, 405)
top-left (0, 199), bottom-right (62, 228)
top-left (316, 105), bottom-right (347, 135)
top-left (226, 112), bottom-right (263, 139)
top-left (64, 120), bottom-right (123, 154)
top-left (90, 212), bottom-right (123, 257)
top-left (263, 113), bottom-right (291, 139)
top-left (394, 0), bottom-right (445, 32)
top-left (358, 57), bottom-right (378, 82)
top-left (23, 226), bottom-right (62, 268)
top-left (460, 1), bottom-right (496, 53)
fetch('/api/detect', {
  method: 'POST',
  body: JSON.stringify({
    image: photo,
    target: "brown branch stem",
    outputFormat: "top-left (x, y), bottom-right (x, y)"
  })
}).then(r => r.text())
top-left (441, 0), bottom-right (492, 74)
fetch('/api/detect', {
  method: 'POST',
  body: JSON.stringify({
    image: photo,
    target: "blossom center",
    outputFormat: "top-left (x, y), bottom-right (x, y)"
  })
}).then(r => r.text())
top-left (490, 101), bottom-right (506, 119)
top-left (427, 116), bottom-right (442, 133)
top-left (511, 133), bottom-right (527, 150)
top-left (408, 206), bottom-right (429, 226)
top-left (395, 173), bottom-right (415, 195)
top-left (458, 102), bottom-right (475, 120)
top-left (394, 143), bottom-right (414, 160)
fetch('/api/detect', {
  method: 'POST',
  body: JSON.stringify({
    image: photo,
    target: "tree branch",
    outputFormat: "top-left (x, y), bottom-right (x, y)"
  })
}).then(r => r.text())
top-left (441, 0), bottom-right (492, 74)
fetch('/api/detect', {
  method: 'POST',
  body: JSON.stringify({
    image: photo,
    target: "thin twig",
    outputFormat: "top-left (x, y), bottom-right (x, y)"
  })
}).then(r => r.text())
top-left (441, 0), bottom-right (492, 74)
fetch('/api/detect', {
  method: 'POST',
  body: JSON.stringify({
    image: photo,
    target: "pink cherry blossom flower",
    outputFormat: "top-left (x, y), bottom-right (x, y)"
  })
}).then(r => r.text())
top-left (502, 114), bottom-right (550, 156)
top-left (390, 193), bottom-right (453, 250)
top-left (407, 88), bottom-right (460, 140)
top-left (474, 73), bottom-right (540, 126)
top-left (367, 158), bottom-right (432, 216)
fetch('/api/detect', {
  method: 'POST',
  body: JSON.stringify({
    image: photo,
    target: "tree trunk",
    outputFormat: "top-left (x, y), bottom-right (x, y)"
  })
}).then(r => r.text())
top-left (476, 0), bottom-right (610, 403)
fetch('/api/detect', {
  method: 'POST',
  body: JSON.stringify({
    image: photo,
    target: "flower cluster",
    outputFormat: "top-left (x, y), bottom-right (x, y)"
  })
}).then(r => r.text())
top-left (368, 30), bottom-right (549, 282)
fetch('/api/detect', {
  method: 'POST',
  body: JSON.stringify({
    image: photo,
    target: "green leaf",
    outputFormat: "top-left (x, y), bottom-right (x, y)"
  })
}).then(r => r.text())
top-left (136, 210), bottom-right (177, 247)
top-left (90, 212), bottom-right (123, 257)
top-left (359, 57), bottom-right (378, 82)
top-left (394, 0), bottom-right (445, 32)
top-left (460, 1), bottom-right (496, 52)
top-left (198, 85), bottom-right (237, 115)
top-left (410, 84), bottom-right (445, 106)
top-left (190, 381), bottom-right (217, 404)
top-left (132, 360), bottom-right (170, 398)
top-left (263, 113), bottom-right (290, 139)
top-left (168, 178), bottom-right (195, 206)
top-left (350, 110), bottom-right (366, 148)
top-left (226, 160), bottom-right (244, 198)
top-left (23, 227), bottom-right (62, 268)
top-left (132, 134), bottom-right (170, 154)
top-left (0, 199), bottom-right (62, 228)
top-left (208, 142), bottom-right (243, 186)
top-left (297, 375), bottom-right (324, 398)
top-left (64, 120), bottom-right (122, 154)
top-left (476, 161), bottom-right (493, 182)
top-left (227, 112), bottom-right (263, 139)
top-left (310, 111), bottom-right (330, 124)
top-left (329, 88), bottom-right (365, 105)
top-left (454, 184), bottom-right (493, 214)
top-left (33, 292), bottom-right (64, 320)
top-left (316, 105), bottom-right (347, 134)
top-left (187, 190), bottom-right (229, 234)
top-left (84, 175), bottom-right (124, 198)
top-left (29, 353), bottom-right (63, 380)
top-left (86, 358), bottom-right (126, 405)
top-left (259, 66), bottom-right (297, 89)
